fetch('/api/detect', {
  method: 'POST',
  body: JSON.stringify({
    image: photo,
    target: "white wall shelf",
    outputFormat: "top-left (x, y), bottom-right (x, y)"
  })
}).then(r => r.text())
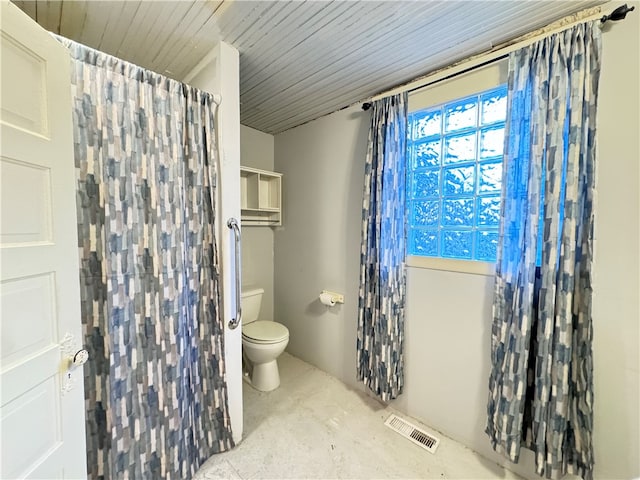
top-left (240, 166), bottom-right (282, 226)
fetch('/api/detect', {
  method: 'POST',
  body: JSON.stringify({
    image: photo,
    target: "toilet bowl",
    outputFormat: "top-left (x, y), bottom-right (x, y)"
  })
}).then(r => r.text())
top-left (241, 288), bottom-right (289, 392)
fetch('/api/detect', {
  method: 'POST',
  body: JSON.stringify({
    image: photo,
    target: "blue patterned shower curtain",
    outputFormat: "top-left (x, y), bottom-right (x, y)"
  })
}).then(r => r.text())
top-left (486, 23), bottom-right (601, 480)
top-left (60, 38), bottom-right (234, 479)
top-left (357, 94), bottom-right (408, 402)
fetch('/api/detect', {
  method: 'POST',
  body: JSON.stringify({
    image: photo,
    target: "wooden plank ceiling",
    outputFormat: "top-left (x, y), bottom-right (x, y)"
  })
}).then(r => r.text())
top-left (12, 0), bottom-right (606, 134)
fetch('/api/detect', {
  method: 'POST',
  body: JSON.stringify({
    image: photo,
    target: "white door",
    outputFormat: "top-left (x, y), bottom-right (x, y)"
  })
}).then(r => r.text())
top-left (0, 2), bottom-right (87, 479)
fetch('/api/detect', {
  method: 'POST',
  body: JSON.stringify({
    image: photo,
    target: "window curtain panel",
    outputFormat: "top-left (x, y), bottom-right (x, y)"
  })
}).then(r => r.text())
top-left (486, 23), bottom-right (601, 480)
top-left (59, 37), bottom-right (234, 479)
top-left (357, 93), bottom-right (408, 402)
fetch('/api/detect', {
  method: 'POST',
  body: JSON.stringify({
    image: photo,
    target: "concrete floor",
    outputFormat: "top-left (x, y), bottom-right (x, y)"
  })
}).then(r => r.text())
top-left (195, 352), bottom-right (523, 479)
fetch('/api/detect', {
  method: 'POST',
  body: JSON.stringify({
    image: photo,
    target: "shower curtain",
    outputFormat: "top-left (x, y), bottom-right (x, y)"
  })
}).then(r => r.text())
top-left (60, 38), bottom-right (234, 479)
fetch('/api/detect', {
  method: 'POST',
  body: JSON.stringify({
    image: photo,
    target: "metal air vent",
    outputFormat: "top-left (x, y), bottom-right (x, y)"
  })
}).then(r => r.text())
top-left (384, 413), bottom-right (440, 454)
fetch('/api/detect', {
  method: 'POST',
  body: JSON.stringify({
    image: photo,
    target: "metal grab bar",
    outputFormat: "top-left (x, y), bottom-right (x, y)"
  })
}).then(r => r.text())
top-left (227, 218), bottom-right (242, 330)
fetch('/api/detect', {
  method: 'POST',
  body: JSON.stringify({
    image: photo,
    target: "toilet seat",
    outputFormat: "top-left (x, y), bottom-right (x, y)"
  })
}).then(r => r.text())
top-left (242, 321), bottom-right (289, 344)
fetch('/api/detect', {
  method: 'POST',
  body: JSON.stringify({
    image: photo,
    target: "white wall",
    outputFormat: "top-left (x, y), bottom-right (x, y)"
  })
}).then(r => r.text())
top-left (591, 10), bottom-right (640, 478)
top-left (274, 106), bottom-right (367, 381)
top-left (273, 10), bottom-right (639, 480)
top-left (240, 125), bottom-right (275, 320)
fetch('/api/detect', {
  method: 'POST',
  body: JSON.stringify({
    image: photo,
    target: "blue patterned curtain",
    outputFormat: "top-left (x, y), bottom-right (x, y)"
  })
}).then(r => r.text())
top-left (60, 38), bottom-right (234, 479)
top-left (357, 94), bottom-right (408, 402)
top-left (486, 23), bottom-right (601, 480)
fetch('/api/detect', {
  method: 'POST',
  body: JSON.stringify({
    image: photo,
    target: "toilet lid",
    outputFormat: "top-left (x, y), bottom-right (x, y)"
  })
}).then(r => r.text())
top-left (243, 321), bottom-right (289, 343)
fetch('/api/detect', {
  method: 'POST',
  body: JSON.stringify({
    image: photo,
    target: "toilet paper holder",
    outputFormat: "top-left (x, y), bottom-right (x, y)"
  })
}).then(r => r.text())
top-left (320, 290), bottom-right (344, 305)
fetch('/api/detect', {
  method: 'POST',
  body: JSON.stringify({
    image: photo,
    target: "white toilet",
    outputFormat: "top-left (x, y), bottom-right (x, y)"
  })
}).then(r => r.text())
top-left (241, 287), bottom-right (289, 392)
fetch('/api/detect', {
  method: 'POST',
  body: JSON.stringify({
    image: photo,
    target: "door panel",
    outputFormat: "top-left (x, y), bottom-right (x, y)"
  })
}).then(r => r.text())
top-left (0, 31), bottom-right (48, 137)
top-left (0, 2), bottom-right (87, 479)
top-left (0, 273), bottom-right (55, 368)
top-left (1, 376), bottom-right (63, 479)
top-left (0, 158), bottom-right (52, 244)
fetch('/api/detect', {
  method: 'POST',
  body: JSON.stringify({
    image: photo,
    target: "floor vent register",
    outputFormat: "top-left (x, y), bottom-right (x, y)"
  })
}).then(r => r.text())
top-left (384, 413), bottom-right (440, 454)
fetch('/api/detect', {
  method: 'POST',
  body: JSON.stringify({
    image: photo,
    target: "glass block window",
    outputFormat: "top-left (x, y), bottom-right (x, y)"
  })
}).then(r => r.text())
top-left (407, 85), bottom-right (507, 262)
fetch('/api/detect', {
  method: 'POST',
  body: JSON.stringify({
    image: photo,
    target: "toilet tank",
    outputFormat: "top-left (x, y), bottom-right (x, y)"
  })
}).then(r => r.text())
top-left (241, 287), bottom-right (264, 324)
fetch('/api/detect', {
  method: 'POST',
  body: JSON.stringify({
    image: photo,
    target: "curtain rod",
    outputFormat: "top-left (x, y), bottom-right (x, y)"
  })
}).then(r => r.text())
top-left (362, 3), bottom-right (635, 110)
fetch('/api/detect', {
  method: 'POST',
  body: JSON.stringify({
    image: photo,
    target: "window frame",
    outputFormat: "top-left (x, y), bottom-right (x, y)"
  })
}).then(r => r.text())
top-left (406, 60), bottom-right (508, 276)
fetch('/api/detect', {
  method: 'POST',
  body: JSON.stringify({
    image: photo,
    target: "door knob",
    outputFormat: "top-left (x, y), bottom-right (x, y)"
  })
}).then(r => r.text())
top-left (58, 333), bottom-right (88, 395)
top-left (72, 349), bottom-right (89, 367)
